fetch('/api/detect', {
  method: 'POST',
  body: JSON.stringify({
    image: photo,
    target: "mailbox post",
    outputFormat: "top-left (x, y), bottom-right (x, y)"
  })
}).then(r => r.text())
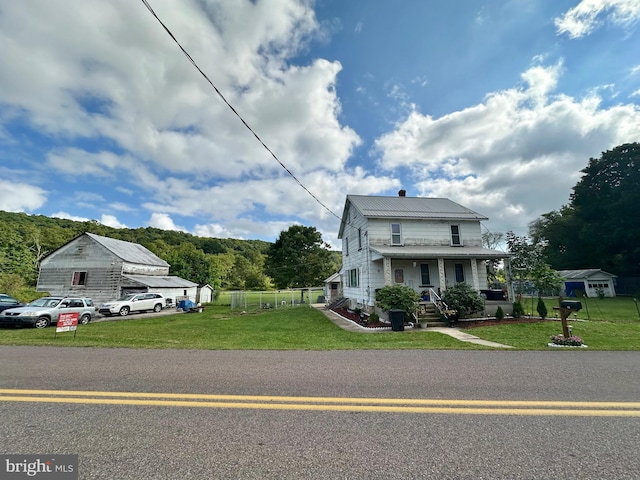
top-left (555, 297), bottom-right (582, 338)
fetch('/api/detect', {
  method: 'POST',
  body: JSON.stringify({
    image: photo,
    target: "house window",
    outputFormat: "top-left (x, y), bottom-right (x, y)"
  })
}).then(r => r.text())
top-left (420, 264), bottom-right (431, 286)
top-left (349, 268), bottom-right (359, 287)
top-left (454, 263), bottom-right (465, 283)
top-left (450, 225), bottom-right (461, 246)
top-left (345, 237), bottom-right (349, 256)
top-left (394, 269), bottom-right (404, 284)
top-left (71, 271), bottom-right (87, 286)
top-left (391, 223), bottom-right (402, 245)
top-left (358, 228), bottom-right (362, 250)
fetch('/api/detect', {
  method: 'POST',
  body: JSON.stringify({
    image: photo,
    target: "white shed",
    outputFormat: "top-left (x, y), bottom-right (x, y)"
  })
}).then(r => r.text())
top-left (559, 269), bottom-right (617, 298)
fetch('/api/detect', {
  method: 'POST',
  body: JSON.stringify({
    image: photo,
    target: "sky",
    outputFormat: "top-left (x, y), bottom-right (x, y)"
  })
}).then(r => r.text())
top-left (1, 0), bottom-right (639, 249)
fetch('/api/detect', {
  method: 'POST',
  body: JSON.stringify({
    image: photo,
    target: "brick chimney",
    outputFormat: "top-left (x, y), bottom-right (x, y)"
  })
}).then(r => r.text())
top-left (398, 189), bottom-right (406, 197)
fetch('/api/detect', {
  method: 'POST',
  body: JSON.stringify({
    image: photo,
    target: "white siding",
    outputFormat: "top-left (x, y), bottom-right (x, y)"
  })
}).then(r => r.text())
top-left (367, 219), bottom-right (483, 247)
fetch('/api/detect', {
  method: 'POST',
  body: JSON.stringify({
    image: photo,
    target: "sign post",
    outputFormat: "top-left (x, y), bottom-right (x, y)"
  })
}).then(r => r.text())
top-left (55, 312), bottom-right (79, 338)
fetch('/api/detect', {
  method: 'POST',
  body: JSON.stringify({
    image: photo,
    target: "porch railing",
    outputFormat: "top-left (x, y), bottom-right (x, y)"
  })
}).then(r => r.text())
top-left (429, 288), bottom-right (453, 319)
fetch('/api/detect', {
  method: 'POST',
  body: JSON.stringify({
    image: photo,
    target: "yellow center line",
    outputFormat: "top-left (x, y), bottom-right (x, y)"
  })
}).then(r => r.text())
top-left (0, 388), bottom-right (639, 409)
top-left (1, 395), bottom-right (640, 416)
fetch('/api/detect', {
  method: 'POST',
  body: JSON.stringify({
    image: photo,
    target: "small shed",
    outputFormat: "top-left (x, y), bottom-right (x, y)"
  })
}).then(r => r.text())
top-left (197, 284), bottom-right (214, 304)
top-left (323, 272), bottom-right (343, 304)
top-left (559, 269), bottom-right (617, 298)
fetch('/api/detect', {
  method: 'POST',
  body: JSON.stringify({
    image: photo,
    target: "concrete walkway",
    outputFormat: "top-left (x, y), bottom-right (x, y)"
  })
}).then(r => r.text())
top-left (316, 306), bottom-right (514, 348)
top-left (427, 327), bottom-right (514, 348)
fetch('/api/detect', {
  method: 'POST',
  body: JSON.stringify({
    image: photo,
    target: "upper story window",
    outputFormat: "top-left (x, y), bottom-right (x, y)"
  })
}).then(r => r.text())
top-left (345, 236), bottom-right (349, 256)
top-left (72, 271), bottom-right (87, 286)
top-left (450, 225), bottom-right (462, 246)
top-left (358, 228), bottom-right (362, 250)
top-left (391, 223), bottom-right (402, 245)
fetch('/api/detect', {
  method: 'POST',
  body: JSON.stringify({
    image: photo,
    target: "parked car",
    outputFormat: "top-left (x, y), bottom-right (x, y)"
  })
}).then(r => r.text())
top-left (0, 294), bottom-right (24, 313)
top-left (99, 293), bottom-right (165, 317)
top-left (0, 297), bottom-right (95, 328)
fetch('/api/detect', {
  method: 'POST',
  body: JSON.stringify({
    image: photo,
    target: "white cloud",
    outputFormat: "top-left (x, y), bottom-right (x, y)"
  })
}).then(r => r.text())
top-left (147, 212), bottom-right (187, 232)
top-left (555, 0), bottom-right (640, 38)
top-left (0, 0), bottom-right (362, 237)
top-left (51, 211), bottom-right (89, 222)
top-left (0, 180), bottom-right (47, 212)
top-left (374, 63), bottom-right (640, 235)
top-left (100, 214), bottom-right (127, 229)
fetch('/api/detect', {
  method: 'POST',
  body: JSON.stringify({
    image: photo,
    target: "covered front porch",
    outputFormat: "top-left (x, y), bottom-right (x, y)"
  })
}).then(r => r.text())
top-left (369, 245), bottom-right (512, 301)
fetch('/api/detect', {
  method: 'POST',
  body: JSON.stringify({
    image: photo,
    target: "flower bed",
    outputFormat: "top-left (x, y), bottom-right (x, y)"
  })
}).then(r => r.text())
top-left (549, 334), bottom-right (584, 346)
top-left (331, 308), bottom-right (390, 329)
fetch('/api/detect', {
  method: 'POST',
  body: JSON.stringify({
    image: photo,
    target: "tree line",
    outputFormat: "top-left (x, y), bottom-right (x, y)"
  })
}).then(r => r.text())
top-left (528, 142), bottom-right (640, 277)
top-left (0, 211), bottom-right (341, 299)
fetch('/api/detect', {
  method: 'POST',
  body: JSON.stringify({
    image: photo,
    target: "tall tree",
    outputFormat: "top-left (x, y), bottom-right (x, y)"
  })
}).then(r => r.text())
top-left (506, 232), bottom-right (562, 299)
top-left (266, 225), bottom-right (335, 290)
top-left (482, 230), bottom-right (504, 283)
top-left (531, 142), bottom-right (640, 275)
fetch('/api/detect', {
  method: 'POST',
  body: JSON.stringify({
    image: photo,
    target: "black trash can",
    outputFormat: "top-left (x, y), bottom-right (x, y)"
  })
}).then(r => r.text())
top-left (389, 309), bottom-right (405, 331)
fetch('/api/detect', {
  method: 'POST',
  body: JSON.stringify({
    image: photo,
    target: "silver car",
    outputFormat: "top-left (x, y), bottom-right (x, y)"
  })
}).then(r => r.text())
top-left (0, 297), bottom-right (95, 328)
top-left (99, 293), bottom-right (165, 317)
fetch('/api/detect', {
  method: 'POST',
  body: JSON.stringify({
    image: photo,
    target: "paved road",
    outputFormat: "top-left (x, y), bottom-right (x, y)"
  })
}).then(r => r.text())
top-left (1, 347), bottom-right (639, 479)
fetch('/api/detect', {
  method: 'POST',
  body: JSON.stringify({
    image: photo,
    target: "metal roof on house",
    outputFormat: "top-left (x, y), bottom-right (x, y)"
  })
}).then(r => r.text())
top-left (346, 195), bottom-right (488, 221)
top-left (370, 245), bottom-right (507, 260)
top-left (122, 275), bottom-right (198, 288)
top-left (558, 269), bottom-right (617, 279)
top-left (86, 233), bottom-right (169, 267)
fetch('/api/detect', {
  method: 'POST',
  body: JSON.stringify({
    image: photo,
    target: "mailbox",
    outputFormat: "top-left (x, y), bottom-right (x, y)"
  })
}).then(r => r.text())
top-left (560, 300), bottom-right (582, 311)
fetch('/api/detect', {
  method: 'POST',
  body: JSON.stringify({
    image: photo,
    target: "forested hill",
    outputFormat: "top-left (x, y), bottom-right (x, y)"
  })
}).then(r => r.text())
top-left (0, 210), bottom-right (272, 291)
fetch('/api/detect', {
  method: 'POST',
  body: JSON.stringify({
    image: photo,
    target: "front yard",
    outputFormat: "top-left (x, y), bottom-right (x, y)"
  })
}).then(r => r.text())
top-left (1, 300), bottom-right (639, 350)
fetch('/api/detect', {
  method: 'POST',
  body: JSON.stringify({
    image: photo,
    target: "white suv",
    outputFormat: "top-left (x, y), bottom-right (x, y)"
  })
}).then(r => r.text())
top-left (99, 293), bottom-right (165, 317)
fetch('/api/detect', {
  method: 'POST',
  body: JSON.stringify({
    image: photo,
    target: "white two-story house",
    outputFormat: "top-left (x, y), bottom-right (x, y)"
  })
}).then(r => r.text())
top-left (337, 191), bottom-right (510, 310)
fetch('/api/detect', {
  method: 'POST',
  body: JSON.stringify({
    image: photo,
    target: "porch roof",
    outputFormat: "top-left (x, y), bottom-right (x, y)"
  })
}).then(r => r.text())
top-left (369, 245), bottom-right (508, 261)
top-left (122, 275), bottom-right (198, 288)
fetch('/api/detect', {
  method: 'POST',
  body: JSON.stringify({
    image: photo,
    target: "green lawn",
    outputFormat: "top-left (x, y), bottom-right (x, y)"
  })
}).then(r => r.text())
top-left (517, 296), bottom-right (640, 322)
top-left (0, 307), bottom-right (486, 350)
top-left (1, 301), bottom-right (638, 351)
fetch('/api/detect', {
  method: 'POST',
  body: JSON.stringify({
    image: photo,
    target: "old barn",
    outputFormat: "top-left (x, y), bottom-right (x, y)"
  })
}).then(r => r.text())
top-left (37, 232), bottom-right (198, 305)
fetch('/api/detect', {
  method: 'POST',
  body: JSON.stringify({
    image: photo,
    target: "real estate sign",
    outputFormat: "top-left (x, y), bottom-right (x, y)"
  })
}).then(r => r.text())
top-left (56, 312), bottom-right (79, 333)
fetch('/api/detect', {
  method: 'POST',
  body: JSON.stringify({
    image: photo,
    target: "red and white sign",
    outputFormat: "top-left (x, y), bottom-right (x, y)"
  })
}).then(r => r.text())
top-left (56, 312), bottom-right (79, 332)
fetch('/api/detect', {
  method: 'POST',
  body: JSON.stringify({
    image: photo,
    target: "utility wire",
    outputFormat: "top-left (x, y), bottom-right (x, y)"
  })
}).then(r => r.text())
top-left (140, 0), bottom-right (342, 223)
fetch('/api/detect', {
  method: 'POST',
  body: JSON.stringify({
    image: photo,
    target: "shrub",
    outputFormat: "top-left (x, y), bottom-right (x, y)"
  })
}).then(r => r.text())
top-left (495, 306), bottom-right (504, 321)
top-left (512, 301), bottom-right (525, 318)
top-left (375, 285), bottom-right (420, 313)
top-left (441, 283), bottom-right (484, 318)
top-left (536, 298), bottom-right (548, 319)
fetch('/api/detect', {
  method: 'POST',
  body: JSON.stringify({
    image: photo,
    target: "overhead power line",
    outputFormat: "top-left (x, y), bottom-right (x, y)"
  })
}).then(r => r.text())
top-left (140, 0), bottom-right (342, 223)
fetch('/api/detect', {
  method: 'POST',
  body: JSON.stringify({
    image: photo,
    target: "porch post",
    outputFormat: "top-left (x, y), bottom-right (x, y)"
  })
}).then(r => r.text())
top-left (437, 257), bottom-right (446, 292)
top-left (470, 258), bottom-right (480, 291)
top-left (383, 257), bottom-right (392, 286)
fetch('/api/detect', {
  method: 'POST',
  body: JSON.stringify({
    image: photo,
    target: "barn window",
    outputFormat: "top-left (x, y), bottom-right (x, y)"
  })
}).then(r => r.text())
top-left (72, 271), bottom-right (87, 286)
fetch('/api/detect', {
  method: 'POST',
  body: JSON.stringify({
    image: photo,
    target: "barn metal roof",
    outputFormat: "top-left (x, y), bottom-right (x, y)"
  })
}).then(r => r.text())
top-left (86, 233), bottom-right (169, 267)
top-left (122, 275), bottom-right (198, 288)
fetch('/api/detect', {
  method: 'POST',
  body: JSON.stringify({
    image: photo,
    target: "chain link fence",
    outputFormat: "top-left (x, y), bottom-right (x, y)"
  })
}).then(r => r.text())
top-left (211, 288), bottom-right (325, 312)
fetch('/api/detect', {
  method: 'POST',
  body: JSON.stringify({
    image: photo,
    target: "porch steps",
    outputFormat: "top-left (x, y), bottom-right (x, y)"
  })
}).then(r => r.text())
top-left (416, 302), bottom-right (447, 327)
